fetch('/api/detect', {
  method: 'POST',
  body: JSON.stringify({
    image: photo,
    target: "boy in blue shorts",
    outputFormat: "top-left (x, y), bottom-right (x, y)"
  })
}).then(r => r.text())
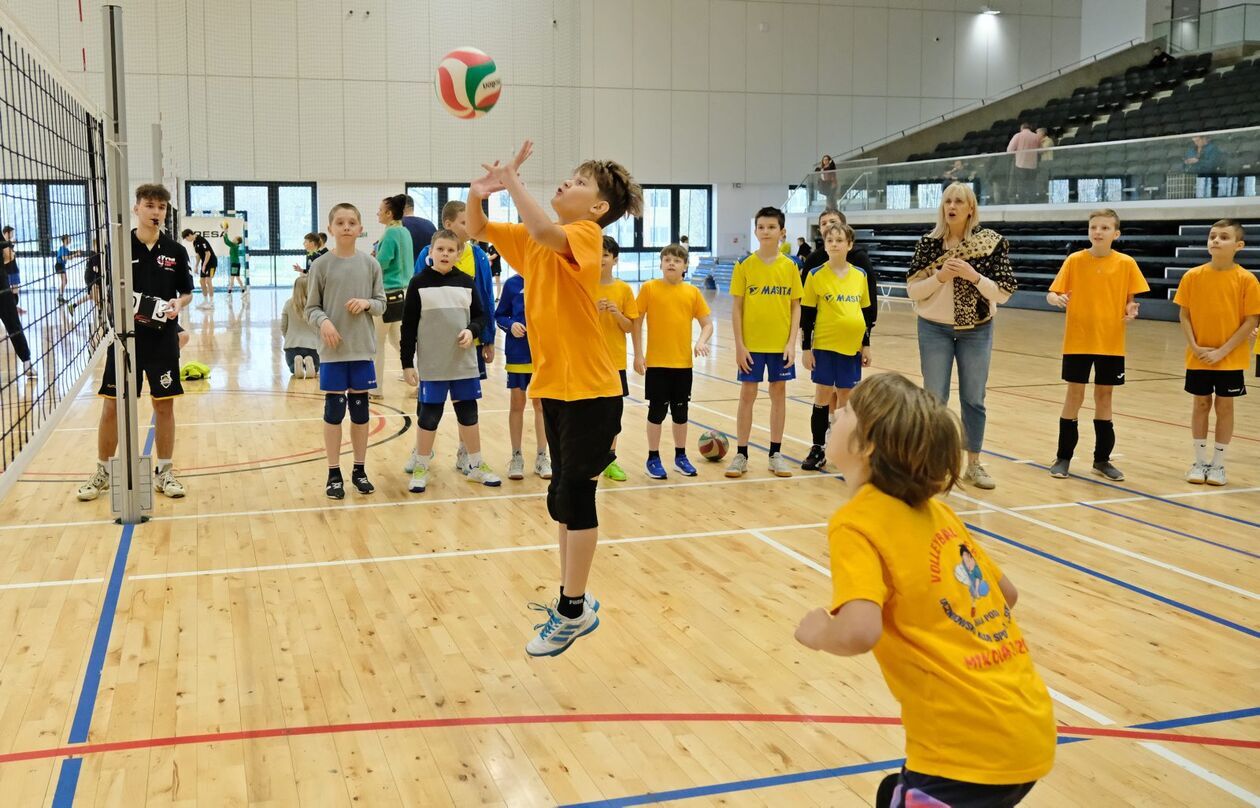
top-left (727, 205), bottom-right (802, 478)
top-left (494, 268), bottom-right (552, 480)
top-left (401, 230), bottom-right (501, 492)
top-left (305, 203), bottom-right (386, 500)
top-left (800, 223), bottom-right (873, 471)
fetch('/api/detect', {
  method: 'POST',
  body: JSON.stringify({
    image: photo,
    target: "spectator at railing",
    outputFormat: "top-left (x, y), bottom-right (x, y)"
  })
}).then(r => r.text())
top-left (1006, 122), bottom-right (1043, 203)
top-left (1183, 135), bottom-right (1223, 175)
top-left (815, 154), bottom-right (838, 209)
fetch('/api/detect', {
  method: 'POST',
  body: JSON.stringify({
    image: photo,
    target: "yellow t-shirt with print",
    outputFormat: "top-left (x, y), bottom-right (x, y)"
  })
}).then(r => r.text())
top-left (731, 252), bottom-right (803, 353)
top-left (598, 279), bottom-right (639, 371)
top-left (636, 279), bottom-right (710, 368)
top-left (803, 263), bottom-right (870, 355)
top-left (827, 484), bottom-right (1056, 785)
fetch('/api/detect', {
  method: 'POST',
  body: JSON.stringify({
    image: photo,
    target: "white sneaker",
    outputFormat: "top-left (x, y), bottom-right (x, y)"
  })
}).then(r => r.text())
top-left (76, 464), bottom-right (110, 501)
top-left (1204, 464), bottom-right (1227, 486)
top-left (1185, 463), bottom-right (1209, 484)
top-left (154, 464), bottom-right (186, 498)
top-left (768, 452), bottom-right (793, 478)
top-left (465, 461), bottom-right (501, 487)
top-left (455, 443), bottom-right (469, 474)
top-left (404, 449), bottom-right (423, 473)
top-left (525, 601), bottom-right (599, 657)
top-left (534, 452), bottom-right (552, 479)
top-left (507, 451), bottom-right (525, 480)
top-left (725, 453), bottom-right (748, 478)
top-left (294, 360), bottom-right (307, 379)
top-left (963, 462), bottom-right (996, 490)
top-left (408, 463), bottom-right (430, 493)
top-left (23, 363), bottom-right (36, 380)
top-left (303, 356), bottom-right (316, 377)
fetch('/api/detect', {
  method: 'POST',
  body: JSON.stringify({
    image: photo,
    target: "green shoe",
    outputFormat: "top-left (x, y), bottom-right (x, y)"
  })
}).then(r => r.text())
top-left (603, 461), bottom-right (626, 482)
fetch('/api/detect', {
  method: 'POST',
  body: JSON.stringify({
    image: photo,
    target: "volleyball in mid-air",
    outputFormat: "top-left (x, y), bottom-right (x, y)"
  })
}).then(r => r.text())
top-left (436, 47), bottom-right (501, 119)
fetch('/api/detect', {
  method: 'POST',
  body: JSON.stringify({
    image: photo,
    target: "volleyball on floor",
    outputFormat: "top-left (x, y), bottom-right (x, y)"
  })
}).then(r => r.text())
top-left (698, 431), bottom-right (729, 461)
top-left (436, 47), bottom-right (502, 119)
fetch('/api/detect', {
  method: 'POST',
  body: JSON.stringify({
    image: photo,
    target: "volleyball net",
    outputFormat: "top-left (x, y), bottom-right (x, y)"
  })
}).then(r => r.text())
top-left (0, 15), bottom-right (112, 502)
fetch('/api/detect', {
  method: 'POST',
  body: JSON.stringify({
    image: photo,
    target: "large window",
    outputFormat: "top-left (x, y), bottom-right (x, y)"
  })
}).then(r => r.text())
top-left (405, 183), bottom-right (475, 226)
top-left (185, 181), bottom-right (317, 286)
top-left (1, 181), bottom-right (94, 256)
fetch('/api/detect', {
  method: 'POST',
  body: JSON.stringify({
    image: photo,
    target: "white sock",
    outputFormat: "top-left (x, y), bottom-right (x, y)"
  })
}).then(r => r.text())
top-left (1193, 439), bottom-right (1210, 465)
top-left (1212, 442), bottom-right (1228, 467)
top-left (157, 458), bottom-right (171, 471)
top-left (468, 451), bottom-right (482, 467)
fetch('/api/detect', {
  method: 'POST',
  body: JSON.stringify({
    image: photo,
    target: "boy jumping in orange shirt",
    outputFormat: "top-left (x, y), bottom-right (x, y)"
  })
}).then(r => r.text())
top-left (468, 141), bottom-right (643, 657)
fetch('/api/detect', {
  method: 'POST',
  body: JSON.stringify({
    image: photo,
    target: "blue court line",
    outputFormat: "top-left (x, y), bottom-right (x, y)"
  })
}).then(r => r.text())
top-left (966, 524), bottom-right (1260, 639)
top-left (51, 423), bottom-right (154, 808)
top-left (559, 705), bottom-right (1258, 807)
top-left (1079, 502), bottom-right (1260, 559)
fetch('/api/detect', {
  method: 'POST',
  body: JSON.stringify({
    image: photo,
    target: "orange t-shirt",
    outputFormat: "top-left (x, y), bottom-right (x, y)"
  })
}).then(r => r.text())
top-left (482, 220), bottom-right (621, 400)
top-left (598, 279), bottom-right (638, 371)
top-left (1048, 250), bottom-right (1149, 356)
top-left (1173, 264), bottom-right (1260, 371)
top-left (636, 279), bottom-right (711, 368)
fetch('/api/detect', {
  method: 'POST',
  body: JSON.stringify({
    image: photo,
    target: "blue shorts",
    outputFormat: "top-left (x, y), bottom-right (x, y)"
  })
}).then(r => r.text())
top-left (737, 351), bottom-right (796, 383)
top-left (7, 271), bottom-right (19, 287)
top-left (420, 377), bottom-right (482, 404)
top-left (811, 349), bottom-right (862, 389)
top-left (319, 359), bottom-right (376, 392)
top-left (507, 371), bottom-right (532, 390)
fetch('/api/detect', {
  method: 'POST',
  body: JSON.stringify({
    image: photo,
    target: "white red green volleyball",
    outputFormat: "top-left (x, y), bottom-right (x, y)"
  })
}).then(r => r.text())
top-left (436, 47), bottom-right (501, 119)
top-left (698, 430), bottom-right (729, 461)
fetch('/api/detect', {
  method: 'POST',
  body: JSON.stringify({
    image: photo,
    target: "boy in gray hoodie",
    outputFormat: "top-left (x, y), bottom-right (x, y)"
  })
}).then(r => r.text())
top-left (306, 202), bottom-right (386, 499)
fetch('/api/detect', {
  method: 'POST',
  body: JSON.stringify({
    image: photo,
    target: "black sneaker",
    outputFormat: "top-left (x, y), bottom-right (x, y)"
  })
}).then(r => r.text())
top-left (326, 478), bottom-right (345, 499)
top-left (351, 470), bottom-right (375, 494)
top-left (801, 445), bottom-right (826, 472)
top-left (1049, 458), bottom-right (1071, 478)
top-left (1092, 460), bottom-right (1125, 481)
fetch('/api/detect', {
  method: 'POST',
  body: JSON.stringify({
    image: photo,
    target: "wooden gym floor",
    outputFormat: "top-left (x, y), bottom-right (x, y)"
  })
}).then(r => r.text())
top-left (0, 287), bottom-right (1256, 807)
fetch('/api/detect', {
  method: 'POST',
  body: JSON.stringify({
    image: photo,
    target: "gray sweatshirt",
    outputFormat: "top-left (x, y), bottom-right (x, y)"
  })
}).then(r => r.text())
top-left (281, 301), bottom-right (320, 350)
top-left (305, 249), bottom-right (386, 362)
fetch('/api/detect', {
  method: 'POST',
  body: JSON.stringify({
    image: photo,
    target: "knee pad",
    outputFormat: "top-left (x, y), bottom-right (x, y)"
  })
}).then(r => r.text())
top-left (418, 401), bottom-right (444, 431)
top-left (545, 478), bottom-right (568, 524)
top-left (452, 399), bottom-right (478, 426)
top-left (323, 393), bottom-right (347, 425)
top-left (669, 399), bottom-right (689, 425)
top-left (647, 399), bottom-right (668, 425)
top-left (347, 392), bottom-right (370, 424)
top-left (563, 478), bottom-right (600, 531)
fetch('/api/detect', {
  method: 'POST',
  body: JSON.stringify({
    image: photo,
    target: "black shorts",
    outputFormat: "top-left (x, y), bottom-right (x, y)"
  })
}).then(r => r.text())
top-left (99, 349), bottom-right (184, 399)
top-left (1185, 369), bottom-right (1246, 397)
top-left (619, 369), bottom-right (629, 398)
top-left (55, 263), bottom-right (66, 275)
top-left (881, 769), bottom-right (1036, 808)
top-left (541, 396), bottom-right (623, 481)
top-left (84, 273), bottom-right (101, 289)
top-left (229, 263), bottom-right (242, 277)
top-left (491, 265), bottom-right (502, 277)
top-left (1062, 354), bottom-right (1125, 386)
top-left (644, 366), bottom-right (693, 403)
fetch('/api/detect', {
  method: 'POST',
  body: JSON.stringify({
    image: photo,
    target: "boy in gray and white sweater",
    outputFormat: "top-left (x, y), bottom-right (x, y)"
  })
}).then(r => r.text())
top-left (306, 202), bottom-right (387, 499)
top-left (400, 229), bottom-right (500, 492)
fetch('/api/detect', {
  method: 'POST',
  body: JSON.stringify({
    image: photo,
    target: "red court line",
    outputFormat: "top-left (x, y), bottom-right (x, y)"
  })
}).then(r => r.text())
top-left (1, 712), bottom-right (1255, 766)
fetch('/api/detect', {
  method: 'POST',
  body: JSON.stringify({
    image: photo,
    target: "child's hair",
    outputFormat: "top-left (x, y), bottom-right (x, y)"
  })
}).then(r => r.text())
top-left (819, 207), bottom-right (846, 225)
top-left (135, 183), bottom-right (170, 204)
top-left (289, 274), bottom-right (309, 313)
top-left (680, 235), bottom-right (689, 244)
top-left (660, 243), bottom-right (688, 264)
top-left (602, 235), bottom-right (620, 258)
top-left (1211, 218), bottom-right (1246, 240)
top-left (848, 373), bottom-right (962, 507)
top-left (303, 231), bottom-right (320, 245)
top-left (441, 199), bottom-right (466, 225)
top-left (328, 203), bottom-right (361, 223)
top-left (1088, 209), bottom-right (1120, 228)
top-left (431, 228), bottom-right (461, 248)
top-left (382, 194), bottom-right (407, 222)
top-left (575, 159), bottom-right (644, 227)
top-left (180, 228), bottom-right (194, 238)
top-left (59, 234), bottom-right (71, 242)
top-left (755, 206), bottom-right (785, 228)
top-left (822, 223), bottom-right (855, 244)
top-left (1, 225), bottom-right (12, 235)
top-left (317, 232), bottom-right (328, 246)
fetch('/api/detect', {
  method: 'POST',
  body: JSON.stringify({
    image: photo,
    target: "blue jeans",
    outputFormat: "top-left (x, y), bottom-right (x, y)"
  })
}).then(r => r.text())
top-left (917, 318), bottom-right (994, 453)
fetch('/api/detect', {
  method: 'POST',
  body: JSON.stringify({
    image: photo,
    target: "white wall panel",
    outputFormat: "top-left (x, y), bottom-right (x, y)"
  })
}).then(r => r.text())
top-left (709, 93), bottom-right (747, 183)
top-left (202, 0), bottom-right (250, 78)
top-left (816, 6), bottom-right (854, 96)
top-left (782, 3), bottom-right (819, 95)
top-left (252, 78), bottom-right (300, 180)
top-left (886, 9), bottom-right (922, 97)
top-left (155, 0), bottom-right (187, 77)
top-left (1018, 15), bottom-right (1054, 83)
top-left (851, 7), bottom-right (888, 96)
top-left (386, 0), bottom-right (427, 78)
top-left (744, 92), bottom-right (782, 183)
top-left (953, 13), bottom-right (989, 99)
top-left (671, 92), bottom-right (710, 183)
top-left (852, 96), bottom-right (888, 149)
top-left (886, 97), bottom-right (922, 137)
top-left (251, 0), bottom-right (297, 78)
top-left (1053, 16), bottom-right (1082, 68)
top-left (592, 89), bottom-right (636, 170)
top-left (299, 80), bottom-right (344, 178)
top-left (157, 74), bottom-right (191, 179)
top-left (123, 0), bottom-right (157, 75)
top-left (744, 3), bottom-right (782, 94)
top-left (816, 96), bottom-right (854, 159)
top-left (672, 0), bottom-right (710, 91)
top-left (632, 89), bottom-right (672, 180)
top-left (592, 0), bottom-right (634, 89)
top-left (633, 0), bottom-right (672, 89)
top-left (920, 10), bottom-right (955, 99)
top-left (986, 13), bottom-right (1020, 96)
top-left (205, 74), bottom-right (252, 177)
top-left (781, 95), bottom-right (818, 183)
top-left (709, 0), bottom-right (747, 92)
top-left (296, 0), bottom-right (341, 80)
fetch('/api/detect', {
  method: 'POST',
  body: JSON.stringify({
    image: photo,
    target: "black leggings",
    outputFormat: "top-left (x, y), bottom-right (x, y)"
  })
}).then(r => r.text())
top-left (0, 292), bottom-right (31, 363)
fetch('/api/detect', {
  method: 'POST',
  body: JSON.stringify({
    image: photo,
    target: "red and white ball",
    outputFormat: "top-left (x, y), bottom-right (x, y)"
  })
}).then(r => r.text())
top-left (435, 47), bottom-right (501, 119)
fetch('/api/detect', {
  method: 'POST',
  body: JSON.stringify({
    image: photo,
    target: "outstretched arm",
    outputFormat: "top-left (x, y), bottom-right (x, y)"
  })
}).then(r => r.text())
top-left (478, 141), bottom-right (568, 254)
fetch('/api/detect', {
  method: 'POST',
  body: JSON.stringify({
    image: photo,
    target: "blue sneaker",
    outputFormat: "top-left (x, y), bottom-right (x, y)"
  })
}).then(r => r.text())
top-left (525, 601), bottom-right (600, 657)
top-left (645, 456), bottom-right (667, 479)
top-left (673, 454), bottom-right (698, 477)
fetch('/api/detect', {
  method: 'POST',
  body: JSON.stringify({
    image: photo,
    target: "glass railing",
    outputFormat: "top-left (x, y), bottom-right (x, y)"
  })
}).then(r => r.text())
top-left (786, 126), bottom-right (1260, 213)
top-left (1153, 3), bottom-right (1260, 53)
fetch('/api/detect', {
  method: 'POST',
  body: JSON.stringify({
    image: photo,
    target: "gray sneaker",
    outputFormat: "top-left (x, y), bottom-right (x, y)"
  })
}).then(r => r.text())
top-left (963, 462), bottom-right (996, 490)
top-left (455, 443), bottom-right (469, 474)
top-left (1185, 462), bottom-right (1208, 484)
top-left (466, 461), bottom-right (501, 487)
top-left (507, 451), bottom-right (525, 480)
top-left (1049, 458), bottom-right (1071, 479)
top-left (534, 452), bottom-right (552, 479)
top-left (724, 453), bottom-right (749, 478)
top-left (76, 464), bottom-right (110, 501)
top-left (1204, 464), bottom-right (1227, 486)
top-left (408, 463), bottom-right (430, 493)
top-left (404, 449), bottom-right (421, 473)
top-left (768, 452), bottom-right (793, 478)
top-left (1091, 461), bottom-right (1125, 481)
top-left (154, 464), bottom-right (186, 498)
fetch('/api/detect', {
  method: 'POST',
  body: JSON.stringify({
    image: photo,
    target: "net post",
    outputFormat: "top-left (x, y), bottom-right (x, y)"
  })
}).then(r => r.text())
top-left (102, 3), bottom-right (151, 523)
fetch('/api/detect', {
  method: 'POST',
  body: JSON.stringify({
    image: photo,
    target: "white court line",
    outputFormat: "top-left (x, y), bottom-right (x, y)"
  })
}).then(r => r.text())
top-left (749, 523), bottom-right (1259, 804)
top-left (0, 576), bottom-right (106, 591)
top-left (950, 491), bottom-right (1259, 600)
top-left (52, 408), bottom-right (521, 431)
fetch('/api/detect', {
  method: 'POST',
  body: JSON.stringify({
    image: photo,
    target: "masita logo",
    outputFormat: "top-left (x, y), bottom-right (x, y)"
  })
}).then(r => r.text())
top-left (751, 285), bottom-right (793, 296)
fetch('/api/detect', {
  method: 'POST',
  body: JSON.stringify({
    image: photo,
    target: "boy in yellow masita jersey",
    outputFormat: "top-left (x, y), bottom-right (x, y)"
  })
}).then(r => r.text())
top-left (795, 373), bottom-right (1055, 807)
top-left (800, 223), bottom-right (874, 472)
top-left (727, 205), bottom-right (803, 479)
